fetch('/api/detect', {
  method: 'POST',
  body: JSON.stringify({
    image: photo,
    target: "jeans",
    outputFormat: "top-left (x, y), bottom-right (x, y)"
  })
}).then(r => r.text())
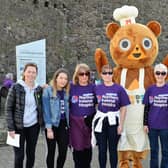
top-left (148, 128), bottom-right (168, 168)
top-left (45, 120), bottom-right (69, 168)
top-left (14, 123), bottom-right (40, 168)
top-left (95, 117), bottom-right (120, 168)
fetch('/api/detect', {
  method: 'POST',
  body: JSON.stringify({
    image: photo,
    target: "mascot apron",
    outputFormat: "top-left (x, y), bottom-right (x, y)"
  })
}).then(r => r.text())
top-left (118, 68), bottom-right (150, 152)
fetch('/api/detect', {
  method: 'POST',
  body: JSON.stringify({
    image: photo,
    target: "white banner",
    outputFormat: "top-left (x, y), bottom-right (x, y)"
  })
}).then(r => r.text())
top-left (16, 39), bottom-right (46, 85)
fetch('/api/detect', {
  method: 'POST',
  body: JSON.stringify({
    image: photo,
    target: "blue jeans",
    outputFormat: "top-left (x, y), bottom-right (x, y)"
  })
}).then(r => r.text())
top-left (148, 128), bottom-right (168, 168)
top-left (95, 117), bottom-right (120, 168)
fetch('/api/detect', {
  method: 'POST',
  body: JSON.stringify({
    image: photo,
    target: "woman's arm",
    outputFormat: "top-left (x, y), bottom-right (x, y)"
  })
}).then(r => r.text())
top-left (5, 86), bottom-right (16, 132)
top-left (42, 88), bottom-right (52, 129)
top-left (42, 88), bottom-right (54, 139)
top-left (118, 106), bottom-right (127, 134)
top-left (143, 104), bottom-right (149, 133)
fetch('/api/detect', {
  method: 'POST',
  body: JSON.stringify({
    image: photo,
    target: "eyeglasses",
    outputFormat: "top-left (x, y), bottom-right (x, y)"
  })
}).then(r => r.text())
top-left (78, 72), bottom-right (90, 76)
top-left (102, 71), bottom-right (113, 75)
top-left (155, 71), bottom-right (167, 76)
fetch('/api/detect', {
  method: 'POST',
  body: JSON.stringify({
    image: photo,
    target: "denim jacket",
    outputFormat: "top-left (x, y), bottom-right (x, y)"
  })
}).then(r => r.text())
top-left (42, 86), bottom-right (69, 128)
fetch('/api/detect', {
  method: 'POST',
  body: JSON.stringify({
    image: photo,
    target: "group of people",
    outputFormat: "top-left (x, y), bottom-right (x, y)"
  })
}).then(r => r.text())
top-left (5, 62), bottom-right (168, 168)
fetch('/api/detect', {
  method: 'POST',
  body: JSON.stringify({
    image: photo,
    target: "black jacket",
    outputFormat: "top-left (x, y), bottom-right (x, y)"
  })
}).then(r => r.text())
top-left (5, 83), bottom-right (43, 131)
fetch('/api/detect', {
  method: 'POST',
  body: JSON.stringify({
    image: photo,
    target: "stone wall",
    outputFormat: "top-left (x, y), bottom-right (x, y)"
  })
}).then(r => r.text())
top-left (0, 0), bottom-right (168, 82)
top-left (1, 0), bottom-right (168, 144)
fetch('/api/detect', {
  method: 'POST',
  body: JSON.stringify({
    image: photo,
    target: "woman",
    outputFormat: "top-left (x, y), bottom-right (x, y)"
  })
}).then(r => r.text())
top-left (6, 63), bottom-right (43, 168)
top-left (143, 63), bottom-right (168, 168)
top-left (92, 64), bottom-right (130, 168)
top-left (42, 68), bottom-right (69, 168)
top-left (69, 63), bottom-right (96, 168)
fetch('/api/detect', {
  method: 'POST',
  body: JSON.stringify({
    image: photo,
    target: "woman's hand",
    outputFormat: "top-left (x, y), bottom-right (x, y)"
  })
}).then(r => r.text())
top-left (144, 125), bottom-right (149, 133)
top-left (117, 125), bottom-right (123, 135)
top-left (47, 128), bottom-right (54, 139)
top-left (9, 131), bottom-right (15, 139)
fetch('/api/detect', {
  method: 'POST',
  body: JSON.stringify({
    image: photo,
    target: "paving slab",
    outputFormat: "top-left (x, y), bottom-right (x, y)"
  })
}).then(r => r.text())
top-left (0, 134), bottom-right (150, 168)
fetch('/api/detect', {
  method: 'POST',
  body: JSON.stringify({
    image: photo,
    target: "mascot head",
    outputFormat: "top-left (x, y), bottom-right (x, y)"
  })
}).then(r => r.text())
top-left (106, 5), bottom-right (161, 69)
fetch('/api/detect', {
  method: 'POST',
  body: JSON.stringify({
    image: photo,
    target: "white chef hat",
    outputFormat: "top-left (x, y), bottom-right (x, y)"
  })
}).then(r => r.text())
top-left (113, 5), bottom-right (138, 26)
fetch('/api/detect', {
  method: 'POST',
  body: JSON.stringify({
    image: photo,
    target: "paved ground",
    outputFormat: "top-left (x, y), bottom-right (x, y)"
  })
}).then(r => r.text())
top-left (0, 134), bottom-right (150, 168)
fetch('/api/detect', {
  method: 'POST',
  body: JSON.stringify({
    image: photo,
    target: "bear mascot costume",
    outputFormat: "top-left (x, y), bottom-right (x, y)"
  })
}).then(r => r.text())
top-left (94, 5), bottom-right (162, 168)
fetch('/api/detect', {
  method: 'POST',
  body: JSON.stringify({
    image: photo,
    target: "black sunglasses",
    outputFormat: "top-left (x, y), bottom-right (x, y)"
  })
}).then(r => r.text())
top-left (78, 72), bottom-right (90, 76)
top-left (155, 71), bottom-right (167, 76)
top-left (102, 71), bottom-right (113, 75)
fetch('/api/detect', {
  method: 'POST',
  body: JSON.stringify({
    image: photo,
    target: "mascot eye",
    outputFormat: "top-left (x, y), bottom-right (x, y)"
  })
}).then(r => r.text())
top-left (142, 38), bottom-right (152, 50)
top-left (119, 39), bottom-right (131, 51)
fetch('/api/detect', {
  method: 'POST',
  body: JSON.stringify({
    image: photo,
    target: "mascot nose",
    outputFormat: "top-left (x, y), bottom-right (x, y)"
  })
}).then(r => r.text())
top-left (133, 45), bottom-right (141, 58)
top-left (136, 47), bottom-right (139, 51)
top-left (128, 44), bottom-right (146, 60)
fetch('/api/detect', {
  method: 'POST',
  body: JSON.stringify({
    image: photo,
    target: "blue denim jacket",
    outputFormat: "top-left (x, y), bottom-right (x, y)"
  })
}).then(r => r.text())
top-left (42, 86), bottom-right (69, 128)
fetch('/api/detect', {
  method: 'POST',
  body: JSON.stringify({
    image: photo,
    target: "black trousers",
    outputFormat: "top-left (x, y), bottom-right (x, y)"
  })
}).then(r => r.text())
top-left (14, 123), bottom-right (40, 168)
top-left (95, 117), bottom-right (120, 168)
top-left (73, 147), bottom-right (92, 168)
top-left (45, 120), bottom-right (69, 168)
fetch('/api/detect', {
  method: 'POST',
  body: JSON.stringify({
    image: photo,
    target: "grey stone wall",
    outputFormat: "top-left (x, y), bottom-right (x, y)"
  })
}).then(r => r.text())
top-left (1, 0), bottom-right (168, 144)
top-left (0, 0), bottom-right (168, 82)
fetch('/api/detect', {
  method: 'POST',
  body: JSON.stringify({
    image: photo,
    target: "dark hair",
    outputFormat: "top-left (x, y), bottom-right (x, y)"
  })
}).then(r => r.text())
top-left (22, 63), bottom-right (38, 80)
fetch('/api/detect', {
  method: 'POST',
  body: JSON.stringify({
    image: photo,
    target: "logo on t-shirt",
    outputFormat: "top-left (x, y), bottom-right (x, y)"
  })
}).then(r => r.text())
top-left (149, 96), bottom-right (154, 104)
top-left (153, 94), bottom-right (168, 107)
top-left (79, 93), bottom-right (94, 107)
top-left (60, 100), bottom-right (65, 114)
top-left (96, 95), bottom-right (102, 103)
top-left (71, 95), bottom-right (78, 103)
top-left (100, 93), bottom-right (118, 107)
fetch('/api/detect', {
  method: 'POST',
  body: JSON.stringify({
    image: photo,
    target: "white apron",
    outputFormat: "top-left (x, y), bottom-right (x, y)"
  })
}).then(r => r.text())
top-left (118, 68), bottom-right (150, 151)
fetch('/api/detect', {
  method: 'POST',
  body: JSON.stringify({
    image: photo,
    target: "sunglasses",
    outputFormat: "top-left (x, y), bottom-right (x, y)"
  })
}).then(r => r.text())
top-left (78, 72), bottom-right (90, 76)
top-left (102, 71), bottom-right (113, 75)
top-left (155, 71), bottom-right (167, 76)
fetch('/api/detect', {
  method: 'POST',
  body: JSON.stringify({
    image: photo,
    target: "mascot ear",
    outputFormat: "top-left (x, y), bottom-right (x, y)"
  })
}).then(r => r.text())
top-left (147, 21), bottom-right (161, 37)
top-left (106, 22), bottom-right (120, 39)
top-left (162, 54), bottom-right (168, 67)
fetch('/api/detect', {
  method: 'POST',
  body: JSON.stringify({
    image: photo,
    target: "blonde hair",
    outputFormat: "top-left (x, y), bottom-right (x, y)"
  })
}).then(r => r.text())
top-left (72, 63), bottom-right (90, 85)
top-left (50, 68), bottom-right (69, 96)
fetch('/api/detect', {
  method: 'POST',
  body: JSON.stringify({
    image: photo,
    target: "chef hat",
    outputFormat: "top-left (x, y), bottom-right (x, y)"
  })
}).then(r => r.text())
top-left (113, 5), bottom-right (138, 26)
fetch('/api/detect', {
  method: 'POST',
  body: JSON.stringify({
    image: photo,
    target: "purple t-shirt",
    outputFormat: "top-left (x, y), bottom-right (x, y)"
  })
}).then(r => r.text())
top-left (57, 90), bottom-right (65, 119)
top-left (70, 83), bottom-right (96, 116)
top-left (143, 84), bottom-right (168, 129)
top-left (95, 83), bottom-right (130, 113)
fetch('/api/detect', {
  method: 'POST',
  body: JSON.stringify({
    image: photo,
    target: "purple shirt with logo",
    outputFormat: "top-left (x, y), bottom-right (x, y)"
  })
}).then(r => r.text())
top-left (69, 83), bottom-right (96, 116)
top-left (69, 83), bottom-right (96, 150)
top-left (143, 84), bottom-right (168, 129)
top-left (95, 83), bottom-right (130, 113)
